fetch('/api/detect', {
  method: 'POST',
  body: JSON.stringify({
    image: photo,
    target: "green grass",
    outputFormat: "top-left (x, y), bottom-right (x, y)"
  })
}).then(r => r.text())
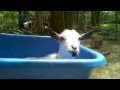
top-left (100, 24), bottom-right (120, 31)
top-left (82, 24), bottom-right (120, 78)
top-left (96, 24), bottom-right (120, 40)
top-left (84, 40), bottom-right (120, 79)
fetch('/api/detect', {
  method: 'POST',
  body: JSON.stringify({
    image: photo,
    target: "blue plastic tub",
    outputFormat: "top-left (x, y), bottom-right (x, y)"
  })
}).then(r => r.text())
top-left (0, 33), bottom-right (107, 79)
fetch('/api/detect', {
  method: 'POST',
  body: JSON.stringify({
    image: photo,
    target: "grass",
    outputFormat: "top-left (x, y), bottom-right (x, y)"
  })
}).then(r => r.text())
top-left (82, 23), bottom-right (120, 79)
top-left (100, 23), bottom-right (120, 31)
top-left (97, 23), bottom-right (120, 40)
top-left (83, 40), bottom-right (120, 79)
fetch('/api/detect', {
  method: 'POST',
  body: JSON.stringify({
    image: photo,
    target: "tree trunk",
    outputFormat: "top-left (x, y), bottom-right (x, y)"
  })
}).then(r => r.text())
top-left (78, 11), bottom-right (86, 32)
top-left (50, 11), bottom-right (75, 33)
top-left (50, 11), bottom-right (65, 33)
top-left (81, 11), bottom-right (86, 23)
top-left (95, 11), bottom-right (101, 26)
top-left (18, 11), bottom-right (22, 30)
top-left (91, 11), bottom-right (96, 26)
top-left (64, 11), bottom-right (74, 29)
top-left (35, 11), bottom-right (44, 35)
top-left (75, 11), bottom-right (79, 27)
top-left (91, 11), bottom-right (101, 26)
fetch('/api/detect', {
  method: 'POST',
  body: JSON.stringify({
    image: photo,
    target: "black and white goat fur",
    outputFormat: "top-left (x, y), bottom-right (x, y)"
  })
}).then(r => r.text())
top-left (20, 20), bottom-right (33, 30)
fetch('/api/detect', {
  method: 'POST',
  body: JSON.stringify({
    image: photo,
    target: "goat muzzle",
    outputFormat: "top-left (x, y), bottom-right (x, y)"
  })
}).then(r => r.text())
top-left (72, 52), bottom-right (77, 57)
top-left (69, 50), bottom-right (77, 57)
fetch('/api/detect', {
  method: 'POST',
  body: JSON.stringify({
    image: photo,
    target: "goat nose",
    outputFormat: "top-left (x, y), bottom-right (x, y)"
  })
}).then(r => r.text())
top-left (71, 45), bottom-right (77, 50)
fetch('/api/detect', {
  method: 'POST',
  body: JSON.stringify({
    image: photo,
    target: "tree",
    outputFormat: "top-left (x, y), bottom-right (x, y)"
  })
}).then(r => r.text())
top-left (78, 11), bottom-right (86, 32)
top-left (91, 11), bottom-right (95, 26)
top-left (50, 11), bottom-right (65, 33)
top-left (95, 11), bottom-right (101, 26)
top-left (35, 11), bottom-right (44, 34)
top-left (64, 11), bottom-right (74, 29)
top-left (18, 11), bottom-right (22, 30)
top-left (50, 11), bottom-right (77, 33)
top-left (79, 11), bottom-right (86, 23)
top-left (91, 11), bottom-right (101, 26)
top-left (75, 11), bottom-right (79, 27)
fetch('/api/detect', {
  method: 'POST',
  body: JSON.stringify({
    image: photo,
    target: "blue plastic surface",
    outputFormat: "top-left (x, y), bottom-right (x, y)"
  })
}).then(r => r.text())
top-left (0, 33), bottom-right (107, 79)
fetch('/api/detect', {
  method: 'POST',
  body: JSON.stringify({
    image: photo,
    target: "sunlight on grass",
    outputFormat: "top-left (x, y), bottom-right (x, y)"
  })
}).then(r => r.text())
top-left (100, 24), bottom-right (120, 31)
top-left (89, 40), bottom-right (120, 79)
top-left (101, 24), bottom-right (110, 27)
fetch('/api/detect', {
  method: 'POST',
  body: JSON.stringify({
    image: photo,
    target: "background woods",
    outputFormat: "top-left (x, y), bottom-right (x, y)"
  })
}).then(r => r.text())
top-left (0, 11), bottom-right (119, 40)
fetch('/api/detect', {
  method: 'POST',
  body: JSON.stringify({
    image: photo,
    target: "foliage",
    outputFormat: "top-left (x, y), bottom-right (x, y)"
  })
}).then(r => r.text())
top-left (0, 11), bottom-right (119, 36)
top-left (78, 11), bottom-right (91, 24)
top-left (0, 11), bottom-right (18, 30)
top-left (101, 11), bottom-right (115, 24)
top-left (0, 11), bottom-right (50, 34)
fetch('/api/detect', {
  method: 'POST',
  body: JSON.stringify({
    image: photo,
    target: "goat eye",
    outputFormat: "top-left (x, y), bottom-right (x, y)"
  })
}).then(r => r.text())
top-left (59, 36), bottom-right (66, 42)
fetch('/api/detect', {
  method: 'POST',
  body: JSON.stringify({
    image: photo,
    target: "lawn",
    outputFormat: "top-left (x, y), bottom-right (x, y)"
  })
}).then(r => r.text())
top-left (83, 40), bottom-right (120, 79)
top-left (100, 23), bottom-right (120, 31)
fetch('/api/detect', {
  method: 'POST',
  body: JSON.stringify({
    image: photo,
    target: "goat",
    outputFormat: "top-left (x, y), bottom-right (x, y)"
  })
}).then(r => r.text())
top-left (26, 22), bottom-right (93, 59)
top-left (20, 19), bottom-right (35, 31)
top-left (42, 22), bottom-right (93, 59)
top-left (20, 20), bottom-right (32, 30)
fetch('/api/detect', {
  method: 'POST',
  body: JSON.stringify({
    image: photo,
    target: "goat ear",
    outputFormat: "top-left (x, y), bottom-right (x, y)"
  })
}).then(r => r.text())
top-left (43, 22), bottom-right (60, 40)
top-left (79, 30), bottom-right (93, 40)
top-left (47, 29), bottom-right (60, 40)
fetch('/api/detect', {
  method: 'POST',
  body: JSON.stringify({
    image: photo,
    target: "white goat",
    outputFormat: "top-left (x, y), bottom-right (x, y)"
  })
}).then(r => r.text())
top-left (42, 22), bottom-right (93, 59)
top-left (26, 23), bottom-right (93, 59)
